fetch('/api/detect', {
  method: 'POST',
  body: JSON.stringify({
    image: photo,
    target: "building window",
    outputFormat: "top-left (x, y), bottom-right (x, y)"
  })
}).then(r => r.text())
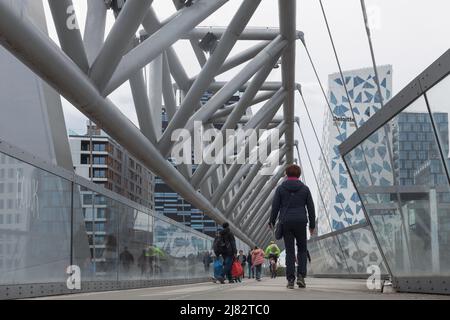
top-left (95, 195), bottom-right (107, 205)
top-left (93, 143), bottom-right (107, 152)
top-left (92, 168), bottom-right (107, 178)
top-left (81, 141), bottom-right (90, 151)
top-left (93, 156), bottom-right (107, 165)
top-left (81, 154), bottom-right (90, 164)
top-left (83, 194), bottom-right (93, 205)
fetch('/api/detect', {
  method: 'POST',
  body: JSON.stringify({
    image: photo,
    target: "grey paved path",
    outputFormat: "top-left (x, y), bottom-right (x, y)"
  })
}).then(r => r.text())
top-left (33, 278), bottom-right (450, 300)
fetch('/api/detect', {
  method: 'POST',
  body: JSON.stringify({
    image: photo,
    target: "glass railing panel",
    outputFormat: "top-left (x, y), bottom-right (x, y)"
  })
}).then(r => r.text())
top-left (308, 235), bottom-right (349, 275)
top-left (344, 96), bottom-right (450, 277)
top-left (118, 208), bottom-right (153, 281)
top-left (72, 185), bottom-right (95, 282)
top-left (153, 217), bottom-right (187, 279)
top-left (424, 75), bottom-right (450, 274)
top-left (336, 227), bottom-right (387, 274)
top-left (0, 152), bottom-right (72, 285)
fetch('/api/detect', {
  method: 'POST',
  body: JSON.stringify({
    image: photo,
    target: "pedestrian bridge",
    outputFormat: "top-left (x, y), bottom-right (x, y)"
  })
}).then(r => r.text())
top-left (0, 0), bottom-right (450, 300)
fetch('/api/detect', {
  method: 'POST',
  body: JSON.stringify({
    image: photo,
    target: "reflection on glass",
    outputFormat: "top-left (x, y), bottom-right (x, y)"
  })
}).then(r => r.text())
top-left (0, 150), bottom-right (219, 289)
top-left (0, 152), bottom-right (72, 285)
top-left (309, 236), bottom-right (348, 275)
top-left (345, 96), bottom-right (450, 276)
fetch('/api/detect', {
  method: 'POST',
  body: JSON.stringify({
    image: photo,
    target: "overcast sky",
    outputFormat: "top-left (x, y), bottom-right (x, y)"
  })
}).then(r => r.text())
top-left (42, 0), bottom-right (450, 199)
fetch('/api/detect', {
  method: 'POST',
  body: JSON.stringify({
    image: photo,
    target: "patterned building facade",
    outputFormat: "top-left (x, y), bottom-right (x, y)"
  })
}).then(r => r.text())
top-left (317, 66), bottom-right (393, 235)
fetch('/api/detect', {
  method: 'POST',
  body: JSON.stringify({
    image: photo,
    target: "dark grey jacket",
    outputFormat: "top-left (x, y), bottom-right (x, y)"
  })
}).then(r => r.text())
top-left (219, 227), bottom-right (237, 256)
top-left (270, 180), bottom-right (316, 229)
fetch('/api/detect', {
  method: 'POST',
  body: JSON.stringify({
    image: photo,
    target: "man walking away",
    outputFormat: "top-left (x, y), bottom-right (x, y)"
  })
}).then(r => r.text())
top-left (213, 222), bottom-right (237, 283)
top-left (251, 246), bottom-right (265, 281)
top-left (269, 165), bottom-right (316, 289)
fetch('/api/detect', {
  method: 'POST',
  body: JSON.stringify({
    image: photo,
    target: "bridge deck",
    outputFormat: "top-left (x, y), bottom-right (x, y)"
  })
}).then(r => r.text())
top-left (33, 278), bottom-right (449, 300)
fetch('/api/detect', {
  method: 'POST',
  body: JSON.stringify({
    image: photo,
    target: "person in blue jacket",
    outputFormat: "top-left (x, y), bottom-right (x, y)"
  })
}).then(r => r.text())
top-left (269, 165), bottom-right (316, 289)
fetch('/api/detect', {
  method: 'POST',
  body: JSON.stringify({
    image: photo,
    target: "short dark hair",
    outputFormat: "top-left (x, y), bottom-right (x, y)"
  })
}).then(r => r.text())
top-left (286, 165), bottom-right (301, 178)
top-left (222, 222), bottom-right (230, 229)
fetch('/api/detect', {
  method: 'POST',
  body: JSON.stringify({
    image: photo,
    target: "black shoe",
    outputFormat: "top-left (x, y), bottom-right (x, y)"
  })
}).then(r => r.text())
top-left (287, 281), bottom-right (295, 289)
top-left (297, 276), bottom-right (306, 288)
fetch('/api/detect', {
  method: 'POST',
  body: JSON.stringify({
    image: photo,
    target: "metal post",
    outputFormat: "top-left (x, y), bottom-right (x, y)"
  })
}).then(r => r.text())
top-left (278, 0), bottom-right (297, 164)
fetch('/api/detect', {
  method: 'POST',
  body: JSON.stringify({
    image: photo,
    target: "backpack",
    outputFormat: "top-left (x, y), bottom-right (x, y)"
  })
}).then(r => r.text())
top-left (213, 234), bottom-right (229, 256)
top-left (231, 260), bottom-right (244, 278)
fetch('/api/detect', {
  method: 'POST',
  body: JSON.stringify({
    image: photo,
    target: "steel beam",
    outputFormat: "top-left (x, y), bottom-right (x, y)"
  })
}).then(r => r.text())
top-left (234, 175), bottom-right (270, 223)
top-left (199, 91), bottom-right (286, 187)
top-left (140, 7), bottom-right (192, 92)
top-left (210, 127), bottom-right (285, 206)
top-left (0, 2), bottom-right (256, 247)
top-left (129, 67), bottom-right (158, 145)
top-left (234, 150), bottom-right (286, 222)
top-left (243, 189), bottom-right (275, 231)
top-left (210, 115), bottom-right (284, 126)
top-left (190, 55), bottom-right (280, 188)
top-left (104, 0), bottom-right (229, 95)
top-left (48, 0), bottom-right (89, 72)
top-left (84, 0), bottom-right (107, 65)
top-left (157, 0), bottom-right (263, 157)
top-left (184, 27), bottom-right (304, 41)
top-left (248, 208), bottom-right (271, 238)
top-left (207, 81), bottom-right (283, 92)
top-left (217, 41), bottom-right (270, 75)
top-left (212, 164), bottom-right (252, 206)
top-left (89, 0), bottom-right (153, 91)
top-left (171, 0), bottom-right (208, 68)
top-left (162, 52), bottom-right (177, 121)
top-left (209, 91), bottom-right (275, 121)
top-left (279, 0), bottom-right (297, 164)
top-left (226, 150), bottom-right (286, 218)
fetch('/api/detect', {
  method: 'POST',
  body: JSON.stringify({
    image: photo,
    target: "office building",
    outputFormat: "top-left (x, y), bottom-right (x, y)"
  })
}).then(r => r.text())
top-left (318, 66), bottom-right (393, 235)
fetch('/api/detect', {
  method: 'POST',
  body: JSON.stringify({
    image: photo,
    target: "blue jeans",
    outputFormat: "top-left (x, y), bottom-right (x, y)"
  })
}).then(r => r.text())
top-left (248, 264), bottom-right (254, 278)
top-left (222, 255), bottom-right (233, 281)
top-left (255, 264), bottom-right (262, 280)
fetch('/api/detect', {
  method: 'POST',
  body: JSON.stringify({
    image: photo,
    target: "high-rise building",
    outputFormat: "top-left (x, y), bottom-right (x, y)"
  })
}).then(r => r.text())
top-left (394, 112), bottom-right (449, 186)
top-left (318, 66), bottom-right (393, 235)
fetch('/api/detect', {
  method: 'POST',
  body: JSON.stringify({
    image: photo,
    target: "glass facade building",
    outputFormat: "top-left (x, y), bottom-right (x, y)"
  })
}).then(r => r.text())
top-left (318, 66), bottom-right (393, 235)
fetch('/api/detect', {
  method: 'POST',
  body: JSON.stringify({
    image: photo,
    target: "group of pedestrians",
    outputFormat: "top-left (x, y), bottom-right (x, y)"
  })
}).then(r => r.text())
top-left (211, 222), bottom-right (282, 283)
top-left (211, 164), bottom-right (316, 290)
